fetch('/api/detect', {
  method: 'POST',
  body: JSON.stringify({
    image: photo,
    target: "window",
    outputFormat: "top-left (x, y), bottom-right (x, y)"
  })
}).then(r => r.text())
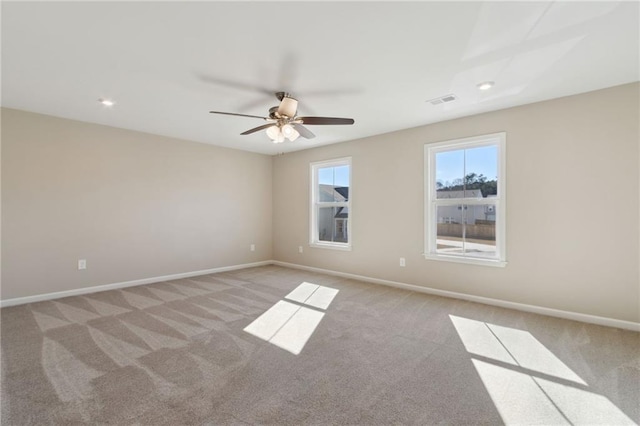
top-left (425, 133), bottom-right (506, 266)
top-left (310, 157), bottom-right (351, 250)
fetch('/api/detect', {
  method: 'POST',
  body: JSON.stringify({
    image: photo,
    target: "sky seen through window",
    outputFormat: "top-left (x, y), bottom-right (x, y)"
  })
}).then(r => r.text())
top-left (436, 145), bottom-right (497, 185)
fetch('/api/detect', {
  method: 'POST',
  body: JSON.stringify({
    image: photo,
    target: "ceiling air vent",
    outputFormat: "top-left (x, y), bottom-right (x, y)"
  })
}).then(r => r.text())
top-left (427, 94), bottom-right (457, 105)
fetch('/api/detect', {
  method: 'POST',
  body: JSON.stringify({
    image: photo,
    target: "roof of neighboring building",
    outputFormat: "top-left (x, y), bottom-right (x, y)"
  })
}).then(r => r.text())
top-left (334, 187), bottom-right (349, 200)
top-left (319, 184), bottom-right (349, 202)
top-left (335, 207), bottom-right (349, 218)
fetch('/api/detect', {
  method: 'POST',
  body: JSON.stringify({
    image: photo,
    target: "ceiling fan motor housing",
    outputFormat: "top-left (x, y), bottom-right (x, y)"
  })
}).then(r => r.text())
top-left (268, 106), bottom-right (280, 119)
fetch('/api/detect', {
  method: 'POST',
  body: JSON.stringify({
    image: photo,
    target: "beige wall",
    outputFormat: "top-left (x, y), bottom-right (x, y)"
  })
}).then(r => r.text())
top-left (1, 108), bottom-right (272, 299)
top-left (273, 83), bottom-right (640, 323)
top-left (2, 84), bottom-right (638, 323)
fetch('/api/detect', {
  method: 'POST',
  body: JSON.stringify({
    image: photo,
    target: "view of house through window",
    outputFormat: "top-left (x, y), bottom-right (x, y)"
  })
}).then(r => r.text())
top-left (425, 133), bottom-right (505, 265)
top-left (311, 158), bottom-right (351, 248)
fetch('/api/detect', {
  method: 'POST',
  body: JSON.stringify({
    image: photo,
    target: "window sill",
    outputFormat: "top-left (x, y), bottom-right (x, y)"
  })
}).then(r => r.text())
top-left (310, 242), bottom-right (352, 251)
top-left (423, 253), bottom-right (507, 268)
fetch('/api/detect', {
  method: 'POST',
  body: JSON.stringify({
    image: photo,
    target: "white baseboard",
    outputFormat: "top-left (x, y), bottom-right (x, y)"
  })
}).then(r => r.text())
top-left (0, 261), bottom-right (272, 308)
top-left (3, 259), bottom-right (638, 332)
top-left (272, 261), bottom-right (640, 332)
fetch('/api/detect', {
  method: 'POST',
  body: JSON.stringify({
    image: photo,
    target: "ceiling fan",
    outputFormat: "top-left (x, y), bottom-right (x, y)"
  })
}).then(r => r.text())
top-left (209, 92), bottom-right (354, 143)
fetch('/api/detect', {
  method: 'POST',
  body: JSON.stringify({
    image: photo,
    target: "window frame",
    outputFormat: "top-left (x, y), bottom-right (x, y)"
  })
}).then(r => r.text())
top-left (310, 157), bottom-right (352, 251)
top-left (424, 133), bottom-right (506, 267)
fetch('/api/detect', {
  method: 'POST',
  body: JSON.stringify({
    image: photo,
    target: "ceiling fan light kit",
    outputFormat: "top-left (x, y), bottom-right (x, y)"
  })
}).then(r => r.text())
top-left (280, 123), bottom-right (300, 142)
top-left (210, 92), bottom-right (354, 143)
top-left (266, 124), bottom-right (299, 143)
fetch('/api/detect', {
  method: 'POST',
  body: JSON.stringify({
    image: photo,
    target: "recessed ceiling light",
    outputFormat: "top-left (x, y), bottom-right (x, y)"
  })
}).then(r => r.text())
top-left (477, 81), bottom-right (495, 91)
top-left (98, 98), bottom-right (115, 107)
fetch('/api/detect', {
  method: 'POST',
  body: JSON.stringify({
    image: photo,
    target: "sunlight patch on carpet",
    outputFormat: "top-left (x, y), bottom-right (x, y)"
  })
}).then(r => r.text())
top-left (244, 282), bottom-right (338, 355)
top-left (451, 315), bottom-right (635, 425)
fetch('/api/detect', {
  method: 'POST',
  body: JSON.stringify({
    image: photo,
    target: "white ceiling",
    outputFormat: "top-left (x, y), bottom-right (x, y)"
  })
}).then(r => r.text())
top-left (2, 1), bottom-right (638, 155)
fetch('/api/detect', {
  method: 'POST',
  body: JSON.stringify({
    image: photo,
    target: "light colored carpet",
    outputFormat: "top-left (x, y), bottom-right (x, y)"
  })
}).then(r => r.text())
top-left (1, 265), bottom-right (638, 425)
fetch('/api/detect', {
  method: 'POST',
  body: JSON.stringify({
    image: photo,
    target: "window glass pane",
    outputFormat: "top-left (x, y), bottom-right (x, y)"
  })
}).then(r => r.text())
top-left (318, 165), bottom-right (350, 202)
top-left (333, 165), bottom-right (349, 202)
top-left (436, 205), bottom-right (464, 254)
top-left (465, 145), bottom-right (498, 198)
top-left (319, 183), bottom-right (335, 202)
top-left (318, 206), bottom-right (348, 243)
top-left (436, 204), bottom-right (497, 258)
top-left (318, 167), bottom-right (335, 201)
top-left (464, 203), bottom-right (497, 258)
top-left (436, 150), bottom-right (464, 199)
top-left (318, 167), bottom-right (333, 185)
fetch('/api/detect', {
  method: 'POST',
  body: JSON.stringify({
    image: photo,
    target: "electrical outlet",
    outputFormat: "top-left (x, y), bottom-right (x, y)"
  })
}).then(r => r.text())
top-left (298, 246), bottom-right (303, 253)
top-left (250, 244), bottom-right (255, 252)
top-left (78, 259), bottom-right (87, 270)
top-left (399, 257), bottom-right (406, 267)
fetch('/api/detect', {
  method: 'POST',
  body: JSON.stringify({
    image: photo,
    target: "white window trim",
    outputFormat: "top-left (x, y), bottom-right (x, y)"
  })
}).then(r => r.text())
top-left (424, 132), bottom-right (507, 267)
top-left (310, 157), bottom-right (352, 251)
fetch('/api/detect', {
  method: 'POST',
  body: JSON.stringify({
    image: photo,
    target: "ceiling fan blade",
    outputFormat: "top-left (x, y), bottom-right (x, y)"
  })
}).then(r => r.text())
top-left (240, 123), bottom-right (276, 135)
top-left (292, 123), bottom-right (316, 139)
top-left (196, 73), bottom-right (274, 96)
top-left (298, 117), bottom-right (355, 125)
top-left (210, 111), bottom-right (268, 120)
